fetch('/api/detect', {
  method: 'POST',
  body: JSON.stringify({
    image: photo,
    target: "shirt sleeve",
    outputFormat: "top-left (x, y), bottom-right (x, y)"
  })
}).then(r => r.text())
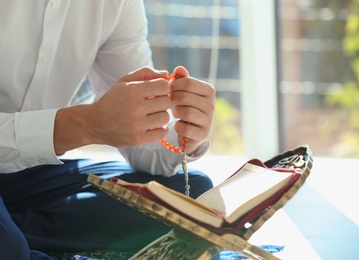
top-left (0, 110), bottom-right (62, 173)
top-left (119, 120), bottom-right (210, 177)
top-left (88, 0), bottom-right (154, 97)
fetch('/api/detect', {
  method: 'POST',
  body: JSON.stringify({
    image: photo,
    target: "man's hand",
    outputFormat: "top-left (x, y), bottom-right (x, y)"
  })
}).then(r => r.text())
top-left (170, 66), bottom-right (216, 155)
top-left (54, 67), bottom-right (171, 155)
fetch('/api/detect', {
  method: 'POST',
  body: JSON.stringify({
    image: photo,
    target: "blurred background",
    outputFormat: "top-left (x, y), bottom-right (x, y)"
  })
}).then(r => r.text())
top-left (70, 1), bottom-right (359, 257)
top-left (143, 0), bottom-right (359, 160)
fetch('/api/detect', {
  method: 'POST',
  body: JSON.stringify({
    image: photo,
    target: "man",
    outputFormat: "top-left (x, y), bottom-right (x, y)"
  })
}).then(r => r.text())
top-left (0, 1), bottom-right (215, 259)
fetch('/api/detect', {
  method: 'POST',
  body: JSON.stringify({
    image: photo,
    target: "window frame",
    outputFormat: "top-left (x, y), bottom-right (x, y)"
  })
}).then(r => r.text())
top-left (239, 0), bottom-right (281, 158)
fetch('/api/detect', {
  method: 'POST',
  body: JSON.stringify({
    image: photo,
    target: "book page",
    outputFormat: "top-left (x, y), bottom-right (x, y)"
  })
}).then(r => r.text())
top-left (196, 163), bottom-right (293, 222)
top-left (111, 177), bottom-right (225, 227)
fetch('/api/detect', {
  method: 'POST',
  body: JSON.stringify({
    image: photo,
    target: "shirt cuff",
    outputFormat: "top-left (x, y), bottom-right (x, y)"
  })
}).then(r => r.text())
top-left (15, 109), bottom-right (62, 167)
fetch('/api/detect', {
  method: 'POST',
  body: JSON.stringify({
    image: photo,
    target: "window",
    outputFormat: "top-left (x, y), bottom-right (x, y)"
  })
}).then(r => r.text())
top-left (144, 0), bottom-right (244, 155)
top-left (279, 0), bottom-right (359, 157)
top-left (144, 0), bottom-right (359, 158)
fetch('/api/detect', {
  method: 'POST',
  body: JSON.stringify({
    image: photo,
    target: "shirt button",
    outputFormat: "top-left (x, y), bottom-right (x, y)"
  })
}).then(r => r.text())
top-left (38, 160), bottom-right (46, 164)
top-left (41, 55), bottom-right (48, 63)
top-left (50, 1), bottom-right (57, 8)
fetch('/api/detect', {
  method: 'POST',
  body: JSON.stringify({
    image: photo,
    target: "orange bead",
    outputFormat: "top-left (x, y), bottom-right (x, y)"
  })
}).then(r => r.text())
top-left (160, 138), bottom-right (187, 154)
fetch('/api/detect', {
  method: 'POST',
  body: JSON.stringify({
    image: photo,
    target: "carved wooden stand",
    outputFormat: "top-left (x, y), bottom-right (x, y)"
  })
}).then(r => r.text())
top-left (88, 145), bottom-right (313, 260)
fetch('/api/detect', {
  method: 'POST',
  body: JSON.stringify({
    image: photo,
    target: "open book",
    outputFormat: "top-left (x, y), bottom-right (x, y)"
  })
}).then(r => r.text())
top-left (104, 158), bottom-right (300, 232)
top-left (88, 145), bottom-right (311, 259)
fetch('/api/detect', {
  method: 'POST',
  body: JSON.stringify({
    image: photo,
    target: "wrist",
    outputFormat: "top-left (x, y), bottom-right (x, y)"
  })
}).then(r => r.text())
top-left (54, 104), bottom-right (98, 155)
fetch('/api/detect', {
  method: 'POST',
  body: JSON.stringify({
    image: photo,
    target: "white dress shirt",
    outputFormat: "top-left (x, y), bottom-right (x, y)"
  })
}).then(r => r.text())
top-left (0, 0), bottom-right (209, 175)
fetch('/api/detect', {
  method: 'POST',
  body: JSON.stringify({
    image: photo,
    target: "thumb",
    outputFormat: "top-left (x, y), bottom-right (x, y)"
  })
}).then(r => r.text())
top-left (171, 66), bottom-right (190, 79)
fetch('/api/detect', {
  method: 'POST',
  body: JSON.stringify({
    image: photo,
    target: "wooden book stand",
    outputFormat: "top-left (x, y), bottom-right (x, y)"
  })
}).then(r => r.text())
top-left (88, 145), bottom-right (313, 259)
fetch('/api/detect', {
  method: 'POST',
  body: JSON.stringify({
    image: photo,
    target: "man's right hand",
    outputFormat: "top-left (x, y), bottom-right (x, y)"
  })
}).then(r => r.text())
top-left (54, 67), bottom-right (171, 155)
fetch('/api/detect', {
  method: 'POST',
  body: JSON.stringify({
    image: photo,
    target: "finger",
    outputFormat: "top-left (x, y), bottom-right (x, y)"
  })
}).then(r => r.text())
top-left (171, 77), bottom-right (215, 98)
top-left (144, 111), bottom-right (171, 131)
top-left (144, 125), bottom-right (169, 143)
top-left (121, 67), bottom-right (169, 82)
top-left (172, 66), bottom-right (190, 79)
top-left (130, 125), bottom-right (169, 146)
top-left (125, 112), bottom-right (170, 146)
top-left (144, 96), bottom-right (171, 116)
top-left (172, 106), bottom-right (206, 126)
top-left (170, 90), bottom-right (196, 107)
top-left (171, 91), bottom-right (215, 116)
top-left (128, 78), bottom-right (171, 99)
top-left (174, 120), bottom-right (207, 143)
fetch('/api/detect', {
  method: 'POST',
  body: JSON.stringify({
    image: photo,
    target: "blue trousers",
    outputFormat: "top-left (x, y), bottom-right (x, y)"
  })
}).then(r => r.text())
top-left (0, 159), bottom-right (213, 259)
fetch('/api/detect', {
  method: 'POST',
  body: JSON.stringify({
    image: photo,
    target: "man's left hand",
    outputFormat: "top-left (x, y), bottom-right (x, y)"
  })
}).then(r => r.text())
top-left (169, 66), bottom-right (216, 155)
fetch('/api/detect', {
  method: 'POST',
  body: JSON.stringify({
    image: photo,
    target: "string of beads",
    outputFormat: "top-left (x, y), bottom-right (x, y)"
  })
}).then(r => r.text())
top-left (159, 73), bottom-right (190, 196)
top-left (160, 138), bottom-right (188, 154)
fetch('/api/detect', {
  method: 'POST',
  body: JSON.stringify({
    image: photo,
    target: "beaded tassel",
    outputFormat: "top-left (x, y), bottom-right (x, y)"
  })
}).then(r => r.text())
top-left (160, 137), bottom-right (190, 196)
top-left (160, 73), bottom-right (191, 196)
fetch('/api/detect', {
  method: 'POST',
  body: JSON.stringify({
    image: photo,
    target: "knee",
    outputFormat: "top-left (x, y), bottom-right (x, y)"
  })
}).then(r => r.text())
top-left (188, 169), bottom-right (214, 199)
top-left (0, 218), bottom-right (30, 260)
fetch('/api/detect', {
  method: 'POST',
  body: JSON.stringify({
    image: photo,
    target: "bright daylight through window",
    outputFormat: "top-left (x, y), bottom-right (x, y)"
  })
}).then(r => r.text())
top-left (144, 0), bottom-right (359, 159)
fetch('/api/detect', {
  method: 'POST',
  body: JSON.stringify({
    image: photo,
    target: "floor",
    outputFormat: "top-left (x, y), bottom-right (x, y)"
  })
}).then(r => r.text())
top-left (64, 145), bottom-right (359, 259)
